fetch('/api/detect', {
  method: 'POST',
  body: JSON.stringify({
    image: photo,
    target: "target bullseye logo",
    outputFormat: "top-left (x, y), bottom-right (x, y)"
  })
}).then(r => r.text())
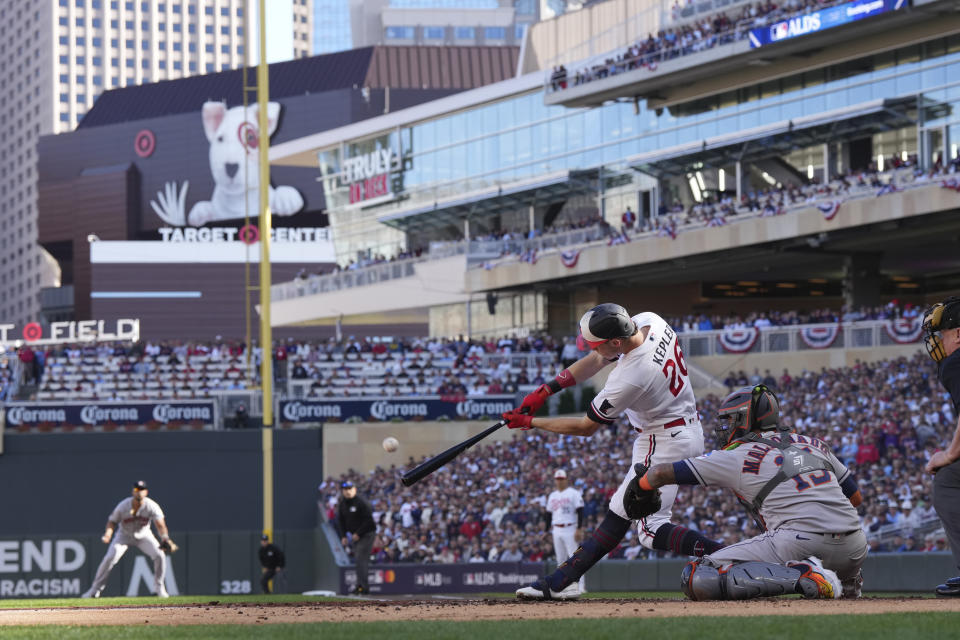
top-left (134, 129), bottom-right (156, 158)
top-left (22, 322), bottom-right (42, 342)
top-left (238, 224), bottom-right (260, 245)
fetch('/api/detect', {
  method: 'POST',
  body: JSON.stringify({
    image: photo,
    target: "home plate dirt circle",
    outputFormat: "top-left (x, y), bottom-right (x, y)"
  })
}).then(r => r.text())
top-left (0, 598), bottom-right (955, 626)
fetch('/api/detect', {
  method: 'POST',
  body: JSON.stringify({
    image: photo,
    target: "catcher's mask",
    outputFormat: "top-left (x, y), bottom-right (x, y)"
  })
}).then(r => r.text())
top-left (715, 384), bottom-right (780, 446)
top-left (922, 296), bottom-right (960, 362)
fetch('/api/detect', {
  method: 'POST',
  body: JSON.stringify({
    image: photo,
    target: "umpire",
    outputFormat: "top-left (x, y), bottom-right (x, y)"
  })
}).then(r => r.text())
top-left (922, 296), bottom-right (960, 597)
top-left (258, 534), bottom-right (285, 594)
top-left (336, 480), bottom-right (376, 595)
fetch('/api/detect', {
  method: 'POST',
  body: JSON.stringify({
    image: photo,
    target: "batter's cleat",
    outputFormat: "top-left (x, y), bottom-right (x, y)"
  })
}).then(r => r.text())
top-left (789, 557), bottom-right (841, 599)
top-left (841, 570), bottom-right (863, 599)
top-left (935, 577), bottom-right (960, 597)
top-left (80, 588), bottom-right (100, 599)
top-left (516, 579), bottom-right (580, 600)
top-left (157, 586), bottom-right (170, 598)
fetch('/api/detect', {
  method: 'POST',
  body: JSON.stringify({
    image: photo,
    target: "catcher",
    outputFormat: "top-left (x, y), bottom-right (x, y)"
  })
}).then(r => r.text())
top-left (81, 480), bottom-right (178, 598)
top-left (624, 385), bottom-right (867, 600)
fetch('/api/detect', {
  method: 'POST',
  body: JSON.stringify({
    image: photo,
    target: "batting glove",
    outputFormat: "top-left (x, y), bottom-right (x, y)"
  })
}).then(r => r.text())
top-left (518, 369), bottom-right (576, 416)
top-left (502, 410), bottom-right (534, 430)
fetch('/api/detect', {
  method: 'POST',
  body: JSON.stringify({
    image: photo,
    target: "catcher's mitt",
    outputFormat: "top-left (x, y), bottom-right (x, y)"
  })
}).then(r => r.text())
top-left (623, 463), bottom-right (662, 520)
top-left (159, 538), bottom-right (179, 554)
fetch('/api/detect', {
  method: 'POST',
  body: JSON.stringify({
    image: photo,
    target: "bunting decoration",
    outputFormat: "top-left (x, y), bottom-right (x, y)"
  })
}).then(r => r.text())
top-left (799, 325), bottom-right (841, 349)
top-left (717, 327), bottom-right (759, 353)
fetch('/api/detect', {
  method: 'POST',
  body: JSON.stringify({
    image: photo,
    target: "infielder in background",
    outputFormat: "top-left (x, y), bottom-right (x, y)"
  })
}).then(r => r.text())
top-left (922, 296), bottom-right (960, 597)
top-left (82, 480), bottom-right (177, 598)
top-left (627, 385), bottom-right (866, 600)
top-left (545, 468), bottom-right (585, 592)
top-left (504, 303), bottom-right (723, 600)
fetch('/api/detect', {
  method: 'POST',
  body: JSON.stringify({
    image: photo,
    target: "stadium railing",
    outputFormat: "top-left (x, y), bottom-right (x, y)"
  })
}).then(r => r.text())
top-left (271, 241), bottom-right (467, 302)
top-left (678, 319), bottom-right (923, 356)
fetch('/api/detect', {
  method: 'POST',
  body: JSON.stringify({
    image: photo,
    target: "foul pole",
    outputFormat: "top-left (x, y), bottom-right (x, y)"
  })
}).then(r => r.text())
top-left (257, 0), bottom-right (274, 542)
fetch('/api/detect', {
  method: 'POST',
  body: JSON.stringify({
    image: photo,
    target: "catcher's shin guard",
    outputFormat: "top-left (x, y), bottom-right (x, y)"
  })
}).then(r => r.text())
top-left (546, 510), bottom-right (630, 591)
top-left (681, 560), bottom-right (806, 601)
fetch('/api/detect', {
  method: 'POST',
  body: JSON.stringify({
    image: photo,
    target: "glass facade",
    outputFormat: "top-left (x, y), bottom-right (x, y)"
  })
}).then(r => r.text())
top-left (312, 0), bottom-right (352, 55)
top-left (316, 34), bottom-right (960, 263)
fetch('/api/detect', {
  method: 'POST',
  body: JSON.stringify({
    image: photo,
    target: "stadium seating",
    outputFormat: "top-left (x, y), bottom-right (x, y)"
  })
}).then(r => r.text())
top-left (34, 342), bottom-right (256, 401)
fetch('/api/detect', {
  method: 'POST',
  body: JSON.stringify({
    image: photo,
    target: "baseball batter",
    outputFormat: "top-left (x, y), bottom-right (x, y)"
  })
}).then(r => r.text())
top-left (630, 384), bottom-right (867, 600)
top-left (545, 469), bottom-right (585, 592)
top-left (82, 480), bottom-right (176, 598)
top-left (504, 303), bottom-right (723, 600)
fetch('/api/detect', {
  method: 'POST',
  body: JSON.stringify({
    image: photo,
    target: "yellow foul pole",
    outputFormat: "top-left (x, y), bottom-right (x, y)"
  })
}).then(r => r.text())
top-left (257, 0), bottom-right (274, 542)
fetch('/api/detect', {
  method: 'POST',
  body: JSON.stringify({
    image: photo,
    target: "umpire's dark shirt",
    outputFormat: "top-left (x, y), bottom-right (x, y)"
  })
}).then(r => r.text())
top-left (939, 349), bottom-right (960, 413)
top-left (259, 544), bottom-right (285, 570)
top-left (337, 495), bottom-right (376, 538)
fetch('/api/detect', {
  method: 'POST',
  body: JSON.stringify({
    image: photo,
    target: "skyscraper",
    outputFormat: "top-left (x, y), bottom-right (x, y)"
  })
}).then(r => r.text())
top-left (307, 0), bottom-right (540, 56)
top-left (309, 0), bottom-right (351, 56)
top-left (0, 0), bottom-right (288, 327)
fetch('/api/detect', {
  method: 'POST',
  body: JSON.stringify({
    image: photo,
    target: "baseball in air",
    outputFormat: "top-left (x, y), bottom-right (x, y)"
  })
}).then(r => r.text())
top-left (382, 437), bottom-right (399, 453)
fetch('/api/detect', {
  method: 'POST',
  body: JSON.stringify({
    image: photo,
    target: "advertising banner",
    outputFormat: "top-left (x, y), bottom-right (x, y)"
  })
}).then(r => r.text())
top-left (341, 562), bottom-right (544, 595)
top-left (748, 0), bottom-right (907, 48)
top-left (3, 401), bottom-right (218, 428)
top-left (278, 396), bottom-right (517, 424)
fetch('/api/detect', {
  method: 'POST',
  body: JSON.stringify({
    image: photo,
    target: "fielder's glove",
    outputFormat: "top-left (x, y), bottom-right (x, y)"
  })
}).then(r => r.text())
top-left (623, 463), bottom-right (662, 520)
top-left (159, 538), bottom-right (179, 554)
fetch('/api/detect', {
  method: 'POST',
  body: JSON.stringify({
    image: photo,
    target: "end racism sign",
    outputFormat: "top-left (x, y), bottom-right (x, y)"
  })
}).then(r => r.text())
top-left (0, 319), bottom-right (139, 346)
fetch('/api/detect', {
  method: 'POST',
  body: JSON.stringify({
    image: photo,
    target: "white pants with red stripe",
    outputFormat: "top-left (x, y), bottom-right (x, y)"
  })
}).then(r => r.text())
top-left (609, 422), bottom-right (705, 549)
top-left (552, 525), bottom-right (585, 591)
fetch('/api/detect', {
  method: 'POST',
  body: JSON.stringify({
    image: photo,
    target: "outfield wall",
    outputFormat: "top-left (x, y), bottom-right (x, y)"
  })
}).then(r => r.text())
top-left (0, 430), bottom-right (323, 534)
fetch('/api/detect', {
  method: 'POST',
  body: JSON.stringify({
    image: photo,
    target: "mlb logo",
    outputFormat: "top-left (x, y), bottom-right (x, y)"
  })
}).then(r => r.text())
top-left (772, 22), bottom-right (788, 40)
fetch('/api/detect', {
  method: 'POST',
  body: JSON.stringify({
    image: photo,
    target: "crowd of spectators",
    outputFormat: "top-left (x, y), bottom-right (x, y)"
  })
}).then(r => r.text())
top-left (321, 351), bottom-right (952, 564)
top-left (550, 0), bottom-right (848, 91)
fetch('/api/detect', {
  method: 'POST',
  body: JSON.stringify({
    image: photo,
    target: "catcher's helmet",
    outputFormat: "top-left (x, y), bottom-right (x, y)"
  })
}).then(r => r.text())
top-left (715, 384), bottom-right (780, 446)
top-left (922, 296), bottom-right (960, 362)
top-left (579, 303), bottom-right (637, 348)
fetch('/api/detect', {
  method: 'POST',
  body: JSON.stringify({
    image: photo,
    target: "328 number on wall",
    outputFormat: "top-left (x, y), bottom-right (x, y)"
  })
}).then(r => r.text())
top-left (220, 580), bottom-right (252, 594)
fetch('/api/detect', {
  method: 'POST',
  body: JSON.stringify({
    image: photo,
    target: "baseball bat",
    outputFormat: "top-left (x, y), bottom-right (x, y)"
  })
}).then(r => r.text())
top-left (401, 420), bottom-right (505, 487)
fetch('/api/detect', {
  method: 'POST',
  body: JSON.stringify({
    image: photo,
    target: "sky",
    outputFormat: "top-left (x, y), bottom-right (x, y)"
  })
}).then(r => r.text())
top-left (247, 0), bottom-right (296, 64)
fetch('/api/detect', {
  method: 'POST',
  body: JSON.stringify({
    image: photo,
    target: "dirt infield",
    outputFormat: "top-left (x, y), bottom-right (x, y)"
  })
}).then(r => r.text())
top-left (0, 597), bottom-right (957, 626)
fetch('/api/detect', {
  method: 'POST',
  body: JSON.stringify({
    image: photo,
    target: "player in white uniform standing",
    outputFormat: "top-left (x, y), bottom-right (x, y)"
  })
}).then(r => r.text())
top-left (545, 469), bottom-right (585, 592)
top-left (504, 303), bottom-right (723, 600)
top-left (629, 384), bottom-right (867, 599)
top-left (82, 480), bottom-right (175, 598)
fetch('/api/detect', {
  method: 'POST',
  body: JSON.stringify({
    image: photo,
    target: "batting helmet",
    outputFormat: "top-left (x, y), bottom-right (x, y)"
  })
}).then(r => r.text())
top-left (922, 296), bottom-right (960, 362)
top-left (578, 303), bottom-right (637, 348)
top-left (715, 384), bottom-right (780, 447)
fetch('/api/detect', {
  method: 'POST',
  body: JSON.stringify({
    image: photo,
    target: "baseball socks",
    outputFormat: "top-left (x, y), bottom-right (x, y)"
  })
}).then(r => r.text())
top-left (651, 523), bottom-right (723, 557)
top-left (541, 510), bottom-right (631, 592)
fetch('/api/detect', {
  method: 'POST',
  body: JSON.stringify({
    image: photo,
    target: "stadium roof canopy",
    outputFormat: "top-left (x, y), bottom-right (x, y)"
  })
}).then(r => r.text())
top-left (79, 45), bottom-right (519, 129)
top-left (376, 169), bottom-right (599, 234)
top-left (629, 97), bottom-right (921, 178)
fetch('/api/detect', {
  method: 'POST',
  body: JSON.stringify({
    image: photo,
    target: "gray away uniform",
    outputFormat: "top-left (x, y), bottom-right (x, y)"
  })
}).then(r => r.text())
top-left (678, 431), bottom-right (867, 584)
top-left (83, 496), bottom-right (167, 598)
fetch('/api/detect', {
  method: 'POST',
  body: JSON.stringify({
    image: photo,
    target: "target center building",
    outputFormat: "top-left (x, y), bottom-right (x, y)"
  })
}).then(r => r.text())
top-left (36, 46), bottom-right (519, 340)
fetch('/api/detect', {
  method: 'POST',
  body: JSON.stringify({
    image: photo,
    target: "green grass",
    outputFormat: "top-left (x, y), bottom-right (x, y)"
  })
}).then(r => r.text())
top-left (0, 613), bottom-right (958, 640)
top-left (0, 594), bottom-right (341, 609)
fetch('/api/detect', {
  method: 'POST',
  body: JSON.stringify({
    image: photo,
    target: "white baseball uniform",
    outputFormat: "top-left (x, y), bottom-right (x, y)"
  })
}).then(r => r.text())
top-left (547, 486), bottom-right (585, 589)
top-left (588, 312), bottom-right (704, 548)
top-left (83, 496), bottom-right (168, 598)
top-left (678, 431), bottom-right (867, 581)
